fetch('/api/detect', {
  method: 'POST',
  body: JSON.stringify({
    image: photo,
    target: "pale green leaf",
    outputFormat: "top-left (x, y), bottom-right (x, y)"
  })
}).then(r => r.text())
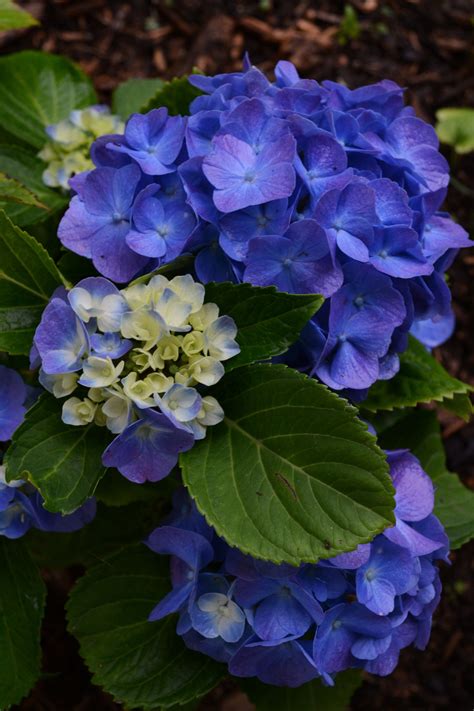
top-left (112, 77), bottom-right (165, 118)
top-left (0, 50), bottom-right (96, 148)
top-left (0, 0), bottom-right (38, 30)
top-left (436, 107), bottom-right (474, 154)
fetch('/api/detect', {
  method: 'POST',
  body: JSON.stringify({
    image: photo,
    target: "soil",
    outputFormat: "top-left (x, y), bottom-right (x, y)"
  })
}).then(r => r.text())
top-left (2, 1), bottom-right (474, 709)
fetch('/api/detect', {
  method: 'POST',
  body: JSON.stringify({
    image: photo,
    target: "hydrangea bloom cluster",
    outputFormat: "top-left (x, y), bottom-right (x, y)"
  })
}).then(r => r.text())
top-left (32, 274), bottom-right (239, 483)
top-left (57, 59), bottom-right (471, 395)
top-left (146, 450), bottom-right (448, 687)
top-left (39, 106), bottom-right (124, 190)
top-left (0, 366), bottom-right (96, 537)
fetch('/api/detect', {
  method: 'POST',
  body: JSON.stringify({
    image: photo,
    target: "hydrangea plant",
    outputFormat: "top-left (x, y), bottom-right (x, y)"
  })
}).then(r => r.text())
top-left (0, 50), bottom-right (472, 710)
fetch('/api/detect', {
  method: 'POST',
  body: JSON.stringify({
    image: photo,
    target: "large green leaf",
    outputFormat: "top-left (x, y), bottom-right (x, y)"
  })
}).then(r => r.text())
top-left (5, 394), bottom-right (108, 514)
top-left (436, 107), bottom-right (474, 154)
top-left (0, 50), bottom-right (96, 148)
top-left (376, 409), bottom-right (474, 549)
top-left (0, 209), bottom-right (66, 354)
top-left (182, 364), bottom-right (394, 565)
top-left (0, 538), bottom-right (46, 708)
top-left (0, 0), bottom-right (38, 30)
top-left (143, 76), bottom-right (202, 115)
top-left (67, 544), bottom-right (224, 709)
top-left (112, 77), bottom-right (165, 119)
top-left (363, 336), bottom-right (472, 418)
top-left (205, 282), bottom-right (323, 371)
top-left (0, 143), bottom-right (68, 226)
top-left (243, 670), bottom-right (362, 710)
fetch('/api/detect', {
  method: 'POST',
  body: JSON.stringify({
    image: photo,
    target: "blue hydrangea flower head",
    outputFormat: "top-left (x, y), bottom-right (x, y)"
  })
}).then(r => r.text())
top-left (146, 445), bottom-right (448, 687)
top-left (56, 58), bottom-right (471, 394)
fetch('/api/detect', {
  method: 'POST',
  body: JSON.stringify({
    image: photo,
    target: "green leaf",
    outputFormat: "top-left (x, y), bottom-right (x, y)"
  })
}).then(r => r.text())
top-left (0, 143), bottom-right (68, 226)
top-left (0, 538), bottom-right (46, 708)
top-left (26, 499), bottom-right (167, 568)
top-left (376, 409), bottom-right (474, 549)
top-left (363, 336), bottom-right (472, 419)
top-left (436, 107), bottom-right (474, 154)
top-left (5, 394), bottom-right (109, 514)
top-left (112, 77), bottom-right (165, 119)
top-left (0, 170), bottom-right (47, 210)
top-left (182, 363), bottom-right (394, 565)
top-left (441, 391), bottom-right (473, 420)
top-left (143, 76), bottom-right (203, 115)
top-left (0, 0), bottom-right (38, 30)
top-left (243, 670), bottom-right (362, 710)
top-left (67, 544), bottom-right (224, 709)
top-left (205, 282), bottom-right (324, 371)
top-left (95, 467), bottom-right (173, 507)
top-left (57, 250), bottom-right (100, 284)
top-left (0, 209), bottom-right (66, 354)
top-left (0, 50), bottom-right (96, 148)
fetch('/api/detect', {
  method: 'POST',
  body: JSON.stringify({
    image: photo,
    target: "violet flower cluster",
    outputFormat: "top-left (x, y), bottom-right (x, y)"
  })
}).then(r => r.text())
top-left (146, 450), bottom-right (448, 687)
top-left (57, 59), bottom-right (471, 395)
top-left (32, 275), bottom-right (239, 484)
top-left (0, 366), bottom-right (96, 538)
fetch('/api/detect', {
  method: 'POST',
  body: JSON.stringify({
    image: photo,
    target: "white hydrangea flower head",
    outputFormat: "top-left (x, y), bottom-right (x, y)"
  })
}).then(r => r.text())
top-left (43, 273), bottom-right (239, 442)
top-left (39, 105), bottom-right (124, 190)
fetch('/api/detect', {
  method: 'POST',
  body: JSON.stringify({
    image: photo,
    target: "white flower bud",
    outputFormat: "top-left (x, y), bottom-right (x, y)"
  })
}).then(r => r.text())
top-left (62, 397), bottom-right (97, 426)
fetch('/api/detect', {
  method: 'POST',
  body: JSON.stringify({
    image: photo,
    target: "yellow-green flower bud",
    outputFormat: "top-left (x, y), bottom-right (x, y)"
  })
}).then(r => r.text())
top-left (121, 309), bottom-right (166, 350)
top-left (188, 303), bottom-right (220, 331)
top-left (145, 372), bottom-right (174, 394)
top-left (130, 348), bottom-right (156, 373)
top-left (156, 335), bottom-right (181, 362)
top-left (62, 397), bottom-right (97, 426)
top-left (182, 330), bottom-right (205, 356)
top-left (88, 387), bottom-right (106, 403)
top-left (188, 355), bottom-right (225, 386)
top-left (121, 372), bottom-right (154, 408)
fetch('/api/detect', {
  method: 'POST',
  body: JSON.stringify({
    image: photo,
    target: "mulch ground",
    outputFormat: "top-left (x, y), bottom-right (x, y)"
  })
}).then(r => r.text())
top-left (2, 1), bottom-right (474, 709)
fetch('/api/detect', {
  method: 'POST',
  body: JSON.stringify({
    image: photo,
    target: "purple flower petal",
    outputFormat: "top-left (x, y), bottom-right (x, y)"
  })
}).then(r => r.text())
top-left (102, 410), bottom-right (194, 483)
